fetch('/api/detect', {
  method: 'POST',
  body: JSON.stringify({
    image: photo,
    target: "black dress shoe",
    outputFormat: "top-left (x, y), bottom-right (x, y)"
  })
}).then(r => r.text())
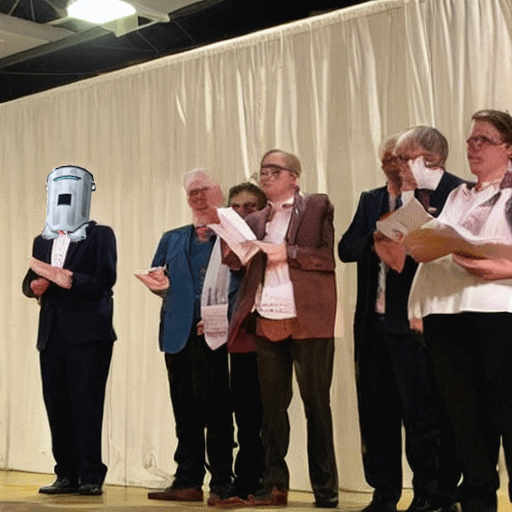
top-left (315, 495), bottom-right (339, 508)
top-left (407, 495), bottom-right (459, 512)
top-left (39, 476), bottom-right (79, 494)
top-left (361, 493), bottom-right (398, 512)
top-left (78, 483), bottom-right (103, 495)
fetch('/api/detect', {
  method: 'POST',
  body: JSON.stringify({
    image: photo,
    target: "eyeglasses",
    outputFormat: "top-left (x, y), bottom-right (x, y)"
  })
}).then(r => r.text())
top-left (466, 135), bottom-right (505, 150)
top-left (187, 186), bottom-right (210, 197)
top-left (259, 164), bottom-right (297, 179)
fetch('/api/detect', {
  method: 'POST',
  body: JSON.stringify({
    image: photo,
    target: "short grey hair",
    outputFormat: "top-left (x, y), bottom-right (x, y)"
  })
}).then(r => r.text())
top-left (397, 126), bottom-right (449, 168)
top-left (378, 134), bottom-right (401, 161)
top-left (183, 168), bottom-right (213, 192)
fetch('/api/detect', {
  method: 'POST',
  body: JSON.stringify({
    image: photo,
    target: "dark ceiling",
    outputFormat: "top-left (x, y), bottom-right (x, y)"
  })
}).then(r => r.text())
top-left (0, 0), bottom-right (368, 104)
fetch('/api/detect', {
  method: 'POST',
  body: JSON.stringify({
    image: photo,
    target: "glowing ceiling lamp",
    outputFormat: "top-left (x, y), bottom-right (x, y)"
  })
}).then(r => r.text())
top-left (67, 0), bottom-right (136, 24)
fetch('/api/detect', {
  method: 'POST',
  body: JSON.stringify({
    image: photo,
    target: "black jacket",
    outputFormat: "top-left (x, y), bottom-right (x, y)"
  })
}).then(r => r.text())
top-left (338, 172), bottom-right (464, 335)
top-left (23, 221), bottom-right (117, 350)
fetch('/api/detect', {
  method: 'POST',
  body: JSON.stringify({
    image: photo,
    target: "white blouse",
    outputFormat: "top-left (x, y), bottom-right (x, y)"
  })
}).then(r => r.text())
top-left (408, 180), bottom-right (512, 318)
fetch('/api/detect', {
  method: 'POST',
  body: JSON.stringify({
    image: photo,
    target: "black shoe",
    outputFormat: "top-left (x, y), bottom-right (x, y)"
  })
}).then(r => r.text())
top-left (315, 495), bottom-right (339, 508)
top-left (39, 476), bottom-right (78, 495)
top-left (407, 496), bottom-right (433, 512)
top-left (361, 492), bottom-right (398, 512)
top-left (78, 483), bottom-right (103, 495)
top-left (407, 495), bottom-right (459, 512)
top-left (440, 505), bottom-right (459, 512)
top-left (461, 495), bottom-right (496, 512)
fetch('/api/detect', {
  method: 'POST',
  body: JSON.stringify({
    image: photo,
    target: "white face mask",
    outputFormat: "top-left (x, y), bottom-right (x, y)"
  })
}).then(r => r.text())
top-left (408, 156), bottom-right (444, 190)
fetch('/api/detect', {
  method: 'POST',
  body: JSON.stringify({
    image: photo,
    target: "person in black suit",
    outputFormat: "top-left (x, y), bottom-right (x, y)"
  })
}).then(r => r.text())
top-left (338, 127), bottom-right (462, 512)
top-left (23, 167), bottom-right (116, 497)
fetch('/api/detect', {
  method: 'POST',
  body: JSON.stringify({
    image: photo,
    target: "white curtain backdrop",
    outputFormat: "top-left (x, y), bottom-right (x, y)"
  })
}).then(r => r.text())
top-left (1, 0), bottom-right (512, 492)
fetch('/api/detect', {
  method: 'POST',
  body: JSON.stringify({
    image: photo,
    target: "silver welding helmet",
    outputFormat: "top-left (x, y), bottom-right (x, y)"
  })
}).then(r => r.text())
top-left (42, 165), bottom-right (96, 241)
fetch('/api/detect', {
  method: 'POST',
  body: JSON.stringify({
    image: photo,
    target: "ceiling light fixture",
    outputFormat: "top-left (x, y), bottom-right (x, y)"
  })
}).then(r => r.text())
top-left (65, 0), bottom-right (171, 37)
top-left (67, 0), bottom-right (136, 24)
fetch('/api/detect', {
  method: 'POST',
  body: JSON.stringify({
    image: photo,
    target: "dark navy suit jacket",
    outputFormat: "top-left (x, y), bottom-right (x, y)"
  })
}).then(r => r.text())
top-left (23, 221), bottom-right (117, 351)
top-left (338, 172), bottom-right (464, 336)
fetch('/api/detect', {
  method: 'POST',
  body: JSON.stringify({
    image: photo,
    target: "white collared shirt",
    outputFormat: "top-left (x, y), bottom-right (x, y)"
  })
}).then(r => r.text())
top-left (256, 195), bottom-right (297, 319)
top-left (409, 182), bottom-right (512, 318)
top-left (51, 232), bottom-right (71, 269)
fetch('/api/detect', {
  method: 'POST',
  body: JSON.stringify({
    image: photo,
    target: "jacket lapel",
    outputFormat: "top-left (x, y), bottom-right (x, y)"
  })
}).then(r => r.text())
top-left (286, 191), bottom-right (306, 244)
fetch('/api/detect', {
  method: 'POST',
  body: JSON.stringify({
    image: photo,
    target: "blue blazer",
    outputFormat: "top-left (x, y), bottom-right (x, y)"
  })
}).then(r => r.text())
top-left (151, 224), bottom-right (214, 354)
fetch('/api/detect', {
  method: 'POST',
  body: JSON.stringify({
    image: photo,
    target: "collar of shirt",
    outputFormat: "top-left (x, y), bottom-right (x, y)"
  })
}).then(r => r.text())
top-left (268, 194), bottom-right (295, 212)
top-left (264, 195), bottom-right (294, 244)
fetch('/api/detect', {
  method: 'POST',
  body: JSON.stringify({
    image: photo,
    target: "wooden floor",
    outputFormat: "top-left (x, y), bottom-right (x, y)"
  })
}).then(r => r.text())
top-left (0, 470), bottom-right (511, 511)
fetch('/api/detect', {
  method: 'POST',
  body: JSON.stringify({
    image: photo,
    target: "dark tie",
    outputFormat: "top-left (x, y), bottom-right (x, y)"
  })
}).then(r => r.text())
top-left (416, 189), bottom-right (432, 210)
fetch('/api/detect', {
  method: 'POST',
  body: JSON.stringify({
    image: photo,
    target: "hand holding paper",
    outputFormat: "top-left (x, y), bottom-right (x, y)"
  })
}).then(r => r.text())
top-left (134, 267), bottom-right (170, 293)
top-left (254, 241), bottom-right (287, 263)
top-left (30, 257), bottom-right (73, 289)
top-left (452, 253), bottom-right (512, 280)
top-left (208, 208), bottom-right (260, 265)
top-left (376, 197), bottom-right (434, 241)
top-left (373, 231), bottom-right (406, 273)
top-left (404, 222), bottom-right (512, 263)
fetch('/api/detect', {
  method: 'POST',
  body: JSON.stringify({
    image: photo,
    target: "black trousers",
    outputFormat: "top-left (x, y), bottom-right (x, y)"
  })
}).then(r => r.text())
top-left (255, 336), bottom-right (338, 501)
top-left (424, 312), bottom-right (512, 505)
top-left (355, 316), bottom-right (459, 503)
top-left (40, 320), bottom-right (113, 485)
top-left (165, 332), bottom-right (233, 489)
top-left (230, 351), bottom-right (264, 494)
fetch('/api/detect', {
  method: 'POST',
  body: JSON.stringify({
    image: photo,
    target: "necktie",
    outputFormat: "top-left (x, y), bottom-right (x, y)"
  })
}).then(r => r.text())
top-left (416, 189), bottom-right (432, 210)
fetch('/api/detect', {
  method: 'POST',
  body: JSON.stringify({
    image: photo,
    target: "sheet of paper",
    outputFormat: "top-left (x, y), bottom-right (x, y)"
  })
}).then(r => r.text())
top-left (376, 197), bottom-right (434, 241)
top-left (202, 304), bottom-right (229, 350)
top-left (208, 207), bottom-right (260, 264)
top-left (404, 220), bottom-right (512, 261)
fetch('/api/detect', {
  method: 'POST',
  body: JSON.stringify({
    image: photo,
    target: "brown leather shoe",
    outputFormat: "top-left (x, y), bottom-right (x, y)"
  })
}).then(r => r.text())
top-left (208, 494), bottom-right (251, 508)
top-left (148, 485), bottom-right (204, 501)
top-left (248, 486), bottom-right (288, 506)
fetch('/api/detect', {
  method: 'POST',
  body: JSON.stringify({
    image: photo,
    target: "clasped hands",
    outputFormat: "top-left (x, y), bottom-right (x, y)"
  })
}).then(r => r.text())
top-left (29, 257), bottom-right (73, 296)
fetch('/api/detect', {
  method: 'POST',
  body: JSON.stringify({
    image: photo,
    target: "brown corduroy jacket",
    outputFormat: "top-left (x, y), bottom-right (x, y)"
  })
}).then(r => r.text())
top-left (225, 191), bottom-right (336, 349)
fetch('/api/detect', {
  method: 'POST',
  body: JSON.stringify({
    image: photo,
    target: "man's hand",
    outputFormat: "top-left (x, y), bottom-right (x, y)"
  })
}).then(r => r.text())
top-left (30, 258), bottom-right (73, 289)
top-left (193, 208), bottom-right (221, 227)
top-left (373, 231), bottom-right (406, 273)
top-left (409, 317), bottom-right (424, 333)
top-left (452, 253), bottom-right (512, 280)
top-left (134, 267), bottom-right (170, 292)
top-left (254, 242), bottom-right (287, 265)
top-left (197, 320), bottom-right (205, 336)
top-left (399, 162), bottom-right (418, 191)
top-left (30, 277), bottom-right (50, 296)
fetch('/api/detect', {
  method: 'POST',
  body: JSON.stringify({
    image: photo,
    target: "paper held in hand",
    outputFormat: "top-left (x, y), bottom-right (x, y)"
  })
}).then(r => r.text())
top-left (376, 197), bottom-right (434, 241)
top-left (208, 207), bottom-right (261, 265)
top-left (404, 222), bottom-right (512, 261)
